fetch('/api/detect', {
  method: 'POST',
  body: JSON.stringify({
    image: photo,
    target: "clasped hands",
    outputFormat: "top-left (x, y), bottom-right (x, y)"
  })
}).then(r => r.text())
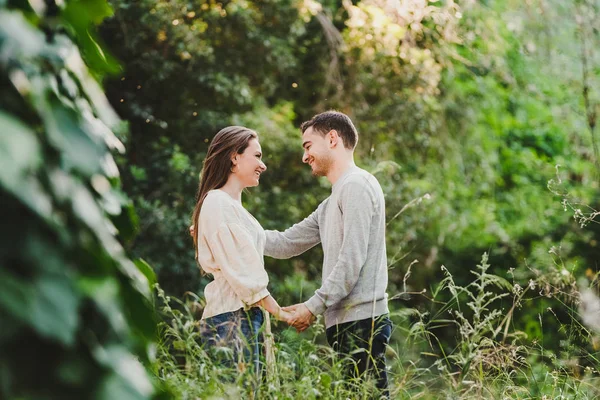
top-left (277, 303), bottom-right (315, 332)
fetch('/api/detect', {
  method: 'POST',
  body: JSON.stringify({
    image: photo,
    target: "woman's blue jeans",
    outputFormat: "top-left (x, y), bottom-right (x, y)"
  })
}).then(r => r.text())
top-left (200, 307), bottom-right (264, 375)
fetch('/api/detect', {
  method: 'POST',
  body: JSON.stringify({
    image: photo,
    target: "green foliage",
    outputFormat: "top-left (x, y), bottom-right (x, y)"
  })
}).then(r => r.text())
top-left (154, 285), bottom-right (396, 399)
top-left (62, 0), bottom-right (121, 76)
top-left (98, 0), bottom-right (335, 296)
top-left (0, 1), bottom-right (165, 398)
top-left (153, 255), bottom-right (600, 399)
top-left (4, 0), bottom-right (600, 397)
top-left (98, 0), bottom-right (600, 375)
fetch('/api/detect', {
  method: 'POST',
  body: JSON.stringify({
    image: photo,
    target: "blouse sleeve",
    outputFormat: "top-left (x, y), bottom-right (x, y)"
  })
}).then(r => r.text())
top-left (207, 222), bottom-right (270, 305)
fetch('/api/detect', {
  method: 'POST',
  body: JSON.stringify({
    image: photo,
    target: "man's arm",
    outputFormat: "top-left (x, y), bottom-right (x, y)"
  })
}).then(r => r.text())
top-left (264, 201), bottom-right (324, 259)
top-left (304, 182), bottom-right (375, 316)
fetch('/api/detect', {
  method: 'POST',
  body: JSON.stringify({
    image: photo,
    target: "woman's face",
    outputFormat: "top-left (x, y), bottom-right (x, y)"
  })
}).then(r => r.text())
top-left (232, 138), bottom-right (267, 187)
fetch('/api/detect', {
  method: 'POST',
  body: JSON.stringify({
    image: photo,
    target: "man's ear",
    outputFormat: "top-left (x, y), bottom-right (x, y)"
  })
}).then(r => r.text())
top-left (328, 130), bottom-right (340, 148)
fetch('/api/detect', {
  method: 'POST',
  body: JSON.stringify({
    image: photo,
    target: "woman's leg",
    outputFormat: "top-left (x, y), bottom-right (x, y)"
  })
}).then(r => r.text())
top-left (239, 307), bottom-right (264, 376)
top-left (201, 310), bottom-right (240, 370)
top-left (201, 308), bottom-right (264, 375)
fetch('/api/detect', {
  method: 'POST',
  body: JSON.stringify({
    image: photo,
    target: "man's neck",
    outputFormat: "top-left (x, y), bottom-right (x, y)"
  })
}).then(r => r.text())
top-left (326, 158), bottom-right (356, 186)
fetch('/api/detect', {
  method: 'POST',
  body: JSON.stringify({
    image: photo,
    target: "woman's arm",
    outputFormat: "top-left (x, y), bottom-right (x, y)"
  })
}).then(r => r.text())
top-left (257, 295), bottom-right (293, 323)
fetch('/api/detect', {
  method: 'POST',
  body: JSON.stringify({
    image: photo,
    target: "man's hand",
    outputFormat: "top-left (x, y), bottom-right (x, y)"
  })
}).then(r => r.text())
top-left (189, 225), bottom-right (195, 238)
top-left (283, 303), bottom-right (315, 332)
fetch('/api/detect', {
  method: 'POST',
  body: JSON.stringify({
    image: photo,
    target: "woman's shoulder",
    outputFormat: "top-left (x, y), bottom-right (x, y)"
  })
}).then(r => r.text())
top-left (200, 190), bottom-right (237, 221)
top-left (204, 189), bottom-right (229, 202)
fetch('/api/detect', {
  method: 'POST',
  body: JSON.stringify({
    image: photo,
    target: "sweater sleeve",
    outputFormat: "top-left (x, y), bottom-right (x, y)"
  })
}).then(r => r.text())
top-left (304, 181), bottom-right (374, 316)
top-left (207, 222), bottom-right (270, 305)
top-left (264, 202), bottom-right (323, 259)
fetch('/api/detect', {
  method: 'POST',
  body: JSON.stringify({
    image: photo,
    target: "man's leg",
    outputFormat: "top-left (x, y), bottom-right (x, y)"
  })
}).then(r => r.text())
top-left (326, 315), bottom-right (392, 397)
top-left (368, 315), bottom-right (392, 394)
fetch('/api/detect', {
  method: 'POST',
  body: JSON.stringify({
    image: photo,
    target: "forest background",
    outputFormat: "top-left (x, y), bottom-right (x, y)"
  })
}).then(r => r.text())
top-left (1, 0), bottom-right (599, 398)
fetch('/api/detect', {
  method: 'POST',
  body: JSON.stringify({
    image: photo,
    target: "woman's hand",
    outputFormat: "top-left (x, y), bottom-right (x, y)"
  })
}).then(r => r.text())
top-left (257, 295), bottom-right (295, 325)
top-left (275, 308), bottom-right (294, 324)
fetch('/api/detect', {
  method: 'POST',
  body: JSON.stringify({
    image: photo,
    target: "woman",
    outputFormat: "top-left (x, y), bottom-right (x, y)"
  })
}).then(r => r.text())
top-left (191, 125), bottom-right (291, 374)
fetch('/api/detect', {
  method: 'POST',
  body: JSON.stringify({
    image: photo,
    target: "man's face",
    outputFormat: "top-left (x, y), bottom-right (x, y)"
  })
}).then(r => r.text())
top-left (302, 126), bottom-right (334, 177)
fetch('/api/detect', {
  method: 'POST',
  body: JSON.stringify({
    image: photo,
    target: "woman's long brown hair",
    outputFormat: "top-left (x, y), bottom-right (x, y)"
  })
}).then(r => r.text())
top-left (192, 126), bottom-right (257, 260)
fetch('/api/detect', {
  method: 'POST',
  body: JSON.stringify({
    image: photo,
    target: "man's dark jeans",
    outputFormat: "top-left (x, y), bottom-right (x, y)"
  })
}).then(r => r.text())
top-left (326, 314), bottom-right (392, 397)
top-left (200, 307), bottom-right (264, 375)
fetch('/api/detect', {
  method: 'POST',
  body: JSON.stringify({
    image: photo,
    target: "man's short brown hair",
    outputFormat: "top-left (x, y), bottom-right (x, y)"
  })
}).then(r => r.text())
top-left (300, 110), bottom-right (358, 150)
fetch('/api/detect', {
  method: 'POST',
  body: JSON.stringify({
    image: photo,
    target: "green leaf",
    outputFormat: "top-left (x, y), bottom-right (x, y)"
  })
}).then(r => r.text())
top-left (172, 340), bottom-right (186, 351)
top-left (77, 276), bottom-right (128, 334)
top-left (0, 112), bottom-right (42, 189)
top-left (54, 36), bottom-right (123, 138)
top-left (44, 94), bottom-right (104, 176)
top-left (61, 0), bottom-right (120, 76)
top-left (0, 178), bottom-right (53, 223)
top-left (31, 272), bottom-right (81, 346)
top-left (97, 373), bottom-right (149, 400)
top-left (319, 373), bottom-right (332, 388)
top-left (0, 11), bottom-right (45, 59)
top-left (121, 280), bottom-right (156, 339)
top-left (64, 0), bottom-right (114, 25)
top-left (0, 269), bottom-right (34, 325)
top-left (0, 269), bottom-right (81, 346)
top-left (93, 346), bottom-right (154, 400)
top-left (68, 181), bottom-right (122, 258)
top-left (111, 198), bottom-right (138, 243)
top-left (134, 258), bottom-right (157, 288)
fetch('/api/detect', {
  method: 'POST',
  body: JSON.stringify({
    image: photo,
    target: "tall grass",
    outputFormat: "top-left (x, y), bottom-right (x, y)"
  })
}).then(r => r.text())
top-left (152, 254), bottom-right (600, 399)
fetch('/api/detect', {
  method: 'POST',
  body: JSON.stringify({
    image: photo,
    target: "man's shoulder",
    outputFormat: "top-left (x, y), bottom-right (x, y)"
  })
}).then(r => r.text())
top-left (342, 167), bottom-right (382, 191)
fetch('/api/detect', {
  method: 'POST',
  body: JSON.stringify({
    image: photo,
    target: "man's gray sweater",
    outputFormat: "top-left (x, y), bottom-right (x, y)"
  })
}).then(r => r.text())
top-left (264, 166), bottom-right (389, 328)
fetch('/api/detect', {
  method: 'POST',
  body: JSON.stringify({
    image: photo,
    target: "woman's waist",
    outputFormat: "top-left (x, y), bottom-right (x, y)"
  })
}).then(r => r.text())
top-left (202, 306), bottom-right (263, 322)
top-left (202, 279), bottom-right (243, 319)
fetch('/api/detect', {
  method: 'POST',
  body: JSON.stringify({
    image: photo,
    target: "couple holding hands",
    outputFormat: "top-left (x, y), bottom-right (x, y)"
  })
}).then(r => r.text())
top-left (191, 111), bottom-right (391, 395)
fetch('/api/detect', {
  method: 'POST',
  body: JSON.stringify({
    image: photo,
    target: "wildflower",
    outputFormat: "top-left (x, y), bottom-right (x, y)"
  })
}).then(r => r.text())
top-left (513, 283), bottom-right (523, 294)
top-left (528, 279), bottom-right (536, 290)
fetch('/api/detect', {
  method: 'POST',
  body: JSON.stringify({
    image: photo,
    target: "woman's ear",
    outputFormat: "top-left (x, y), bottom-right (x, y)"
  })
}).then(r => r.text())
top-left (231, 152), bottom-right (239, 166)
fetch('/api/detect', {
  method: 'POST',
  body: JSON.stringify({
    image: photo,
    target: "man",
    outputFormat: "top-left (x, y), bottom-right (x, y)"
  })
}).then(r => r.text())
top-left (264, 110), bottom-right (391, 395)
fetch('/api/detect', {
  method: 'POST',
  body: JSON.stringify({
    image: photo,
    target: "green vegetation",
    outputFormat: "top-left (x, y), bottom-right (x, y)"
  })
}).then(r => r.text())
top-left (154, 254), bottom-right (600, 398)
top-left (0, 1), bottom-right (164, 398)
top-left (2, 0), bottom-right (599, 398)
